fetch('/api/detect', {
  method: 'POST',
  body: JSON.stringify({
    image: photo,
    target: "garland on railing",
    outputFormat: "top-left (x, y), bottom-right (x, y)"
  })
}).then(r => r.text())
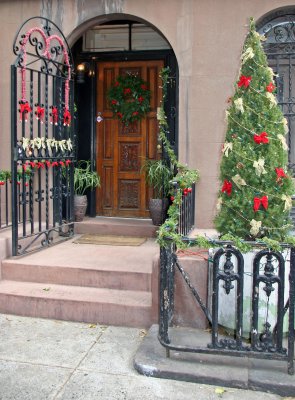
top-left (157, 67), bottom-right (200, 249)
top-left (21, 137), bottom-right (73, 153)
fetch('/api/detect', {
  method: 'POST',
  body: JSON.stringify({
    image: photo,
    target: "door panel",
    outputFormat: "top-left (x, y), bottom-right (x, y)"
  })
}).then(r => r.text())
top-left (96, 60), bottom-right (163, 217)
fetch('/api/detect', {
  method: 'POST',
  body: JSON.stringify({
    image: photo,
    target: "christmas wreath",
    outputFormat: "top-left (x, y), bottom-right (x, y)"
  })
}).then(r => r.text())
top-left (107, 74), bottom-right (151, 125)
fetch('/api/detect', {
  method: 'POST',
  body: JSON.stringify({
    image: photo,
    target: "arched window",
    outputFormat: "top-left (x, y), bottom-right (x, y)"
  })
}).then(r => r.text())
top-left (257, 8), bottom-right (295, 171)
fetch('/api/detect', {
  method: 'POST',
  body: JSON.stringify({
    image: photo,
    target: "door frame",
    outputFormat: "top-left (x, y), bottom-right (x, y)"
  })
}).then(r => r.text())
top-left (74, 49), bottom-right (178, 217)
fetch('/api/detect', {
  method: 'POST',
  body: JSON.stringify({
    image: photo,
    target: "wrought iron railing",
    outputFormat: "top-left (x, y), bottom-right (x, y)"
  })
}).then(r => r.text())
top-left (0, 177), bottom-right (11, 230)
top-left (159, 238), bottom-right (295, 375)
top-left (178, 183), bottom-right (195, 236)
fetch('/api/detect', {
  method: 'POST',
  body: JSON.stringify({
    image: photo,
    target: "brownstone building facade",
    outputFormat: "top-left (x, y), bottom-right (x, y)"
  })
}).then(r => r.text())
top-left (1, 0), bottom-right (295, 228)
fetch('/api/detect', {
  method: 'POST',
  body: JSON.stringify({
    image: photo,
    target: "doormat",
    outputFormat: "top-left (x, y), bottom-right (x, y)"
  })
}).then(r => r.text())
top-left (73, 234), bottom-right (147, 246)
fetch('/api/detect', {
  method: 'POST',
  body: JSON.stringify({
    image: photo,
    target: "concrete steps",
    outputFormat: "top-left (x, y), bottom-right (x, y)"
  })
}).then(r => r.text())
top-left (75, 217), bottom-right (158, 238)
top-left (0, 218), bottom-right (160, 328)
top-left (0, 280), bottom-right (152, 327)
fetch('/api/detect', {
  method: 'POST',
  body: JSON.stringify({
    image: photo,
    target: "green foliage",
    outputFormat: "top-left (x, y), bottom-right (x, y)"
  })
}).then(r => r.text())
top-left (157, 67), bottom-right (200, 248)
top-left (142, 159), bottom-right (173, 198)
top-left (0, 170), bottom-right (11, 181)
top-left (74, 160), bottom-right (100, 196)
top-left (107, 74), bottom-right (151, 126)
top-left (214, 18), bottom-right (295, 243)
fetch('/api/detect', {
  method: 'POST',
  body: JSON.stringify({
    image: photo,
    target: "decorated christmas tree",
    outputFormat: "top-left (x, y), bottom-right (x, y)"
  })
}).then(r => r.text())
top-left (214, 18), bottom-right (294, 243)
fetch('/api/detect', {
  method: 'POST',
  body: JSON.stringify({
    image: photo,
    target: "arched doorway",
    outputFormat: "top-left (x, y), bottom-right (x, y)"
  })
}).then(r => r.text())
top-left (257, 7), bottom-right (295, 171)
top-left (71, 17), bottom-right (178, 218)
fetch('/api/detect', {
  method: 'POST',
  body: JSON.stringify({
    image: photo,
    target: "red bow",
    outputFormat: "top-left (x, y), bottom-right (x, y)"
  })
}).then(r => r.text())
top-left (19, 102), bottom-right (32, 122)
top-left (0, 181), bottom-right (5, 186)
top-left (45, 161), bottom-right (51, 168)
top-left (65, 159), bottom-right (71, 166)
top-left (238, 75), bottom-right (252, 88)
top-left (36, 162), bottom-right (45, 169)
top-left (221, 180), bottom-right (232, 196)
top-left (50, 106), bottom-right (58, 125)
top-left (266, 82), bottom-right (275, 93)
top-left (253, 131), bottom-right (269, 144)
top-left (35, 106), bottom-right (45, 123)
top-left (51, 161), bottom-right (59, 167)
top-left (253, 196), bottom-right (268, 212)
top-left (63, 109), bottom-right (71, 127)
top-left (275, 167), bottom-right (287, 182)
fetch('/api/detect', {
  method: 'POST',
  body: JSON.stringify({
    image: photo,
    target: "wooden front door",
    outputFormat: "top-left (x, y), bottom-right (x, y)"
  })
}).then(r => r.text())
top-left (96, 60), bottom-right (163, 217)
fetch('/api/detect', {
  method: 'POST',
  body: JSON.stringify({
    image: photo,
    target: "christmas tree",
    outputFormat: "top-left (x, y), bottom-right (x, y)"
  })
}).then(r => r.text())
top-left (214, 18), bottom-right (294, 242)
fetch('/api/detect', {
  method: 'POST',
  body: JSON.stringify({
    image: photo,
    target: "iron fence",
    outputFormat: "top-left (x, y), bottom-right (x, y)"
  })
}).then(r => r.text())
top-left (159, 238), bottom-right (295, 375)
top-left (178, 183), bottom-right (195, 236)
top-left (0, 176), bottom-right (11, 230)
top-left (10, 17), bottom-right (75, 256)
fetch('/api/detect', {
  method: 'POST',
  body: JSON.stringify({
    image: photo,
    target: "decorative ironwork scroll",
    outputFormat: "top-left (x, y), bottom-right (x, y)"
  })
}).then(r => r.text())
top-left (158, 238), bottom-right (295, 375)
top-left (11, 17), bottom-right (75, 255)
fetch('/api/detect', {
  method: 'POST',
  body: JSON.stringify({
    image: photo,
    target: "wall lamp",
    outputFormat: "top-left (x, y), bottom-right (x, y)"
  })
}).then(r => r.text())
top-left (76, 62), bottom-right (95, 83)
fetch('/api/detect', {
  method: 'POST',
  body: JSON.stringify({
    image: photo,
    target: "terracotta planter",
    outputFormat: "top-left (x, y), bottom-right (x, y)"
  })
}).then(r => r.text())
top-left (74, 194), bottom-right (88, 222)
top-left (149, 198), bottom-right (169, 226)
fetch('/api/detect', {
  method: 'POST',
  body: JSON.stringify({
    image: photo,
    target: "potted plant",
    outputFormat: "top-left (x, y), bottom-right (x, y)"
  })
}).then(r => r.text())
top-left (73, 160), bottom-right (100, 222)
top-left (143, 158), bottom-right (173, 225)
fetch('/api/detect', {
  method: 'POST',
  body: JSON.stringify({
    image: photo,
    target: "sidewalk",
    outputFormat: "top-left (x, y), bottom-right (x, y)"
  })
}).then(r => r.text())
top-left (0, 314), bottom-right (289, 400)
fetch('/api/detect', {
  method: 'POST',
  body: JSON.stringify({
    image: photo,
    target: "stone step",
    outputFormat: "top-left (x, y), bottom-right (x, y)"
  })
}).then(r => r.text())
top-left (2, 237), bottom-right (159, 292)
top-left (75, 217), bottom-right (157, 237)
top-left (0, 280), bottom-right (153, 327)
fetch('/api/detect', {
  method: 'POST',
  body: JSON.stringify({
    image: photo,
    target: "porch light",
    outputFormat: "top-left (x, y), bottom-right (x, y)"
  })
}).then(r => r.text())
top-left (76, 63), bottom-right (86, 83)
top-left (76, 62), bottom-right (95, 84)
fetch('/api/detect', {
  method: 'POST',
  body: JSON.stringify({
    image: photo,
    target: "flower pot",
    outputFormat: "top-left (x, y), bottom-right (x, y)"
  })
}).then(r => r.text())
top-left (149, 198), bottom-right (169, 226)
top-left (74, 194), bottom-right (88, 222)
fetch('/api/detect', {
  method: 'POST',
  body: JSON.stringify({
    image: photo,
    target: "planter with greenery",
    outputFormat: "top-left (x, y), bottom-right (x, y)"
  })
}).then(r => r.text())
top-left (142, 158), bottom-right (173, 225)
top-left (73, 160), bottom-right (100, 222)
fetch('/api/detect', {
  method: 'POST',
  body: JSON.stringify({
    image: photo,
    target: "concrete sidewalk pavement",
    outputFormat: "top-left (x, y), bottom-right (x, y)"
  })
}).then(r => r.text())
top-left (0, 314), bottom-right (289, 400)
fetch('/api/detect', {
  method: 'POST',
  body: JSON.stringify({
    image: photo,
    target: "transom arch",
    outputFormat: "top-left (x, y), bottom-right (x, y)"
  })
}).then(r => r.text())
top-left (257, 8), bottom-right (295, 170)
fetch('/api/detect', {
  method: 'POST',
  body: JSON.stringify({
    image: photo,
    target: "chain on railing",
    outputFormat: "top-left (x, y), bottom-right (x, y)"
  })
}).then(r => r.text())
top-left (159, 238), bottom-right (295, 375)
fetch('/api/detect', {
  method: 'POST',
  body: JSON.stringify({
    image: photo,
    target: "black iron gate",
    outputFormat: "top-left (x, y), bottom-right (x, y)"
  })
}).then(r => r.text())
top-left (11, 17), bottom-right (75, 256)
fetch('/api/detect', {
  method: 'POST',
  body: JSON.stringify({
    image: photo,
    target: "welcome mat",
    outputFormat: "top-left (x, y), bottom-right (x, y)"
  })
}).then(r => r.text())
top-left (73, 234), bottom-right (147, 246)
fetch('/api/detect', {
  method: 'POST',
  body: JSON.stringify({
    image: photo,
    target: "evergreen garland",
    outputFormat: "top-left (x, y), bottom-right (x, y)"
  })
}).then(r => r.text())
top-left (107, 74), bottom-right (151, 126)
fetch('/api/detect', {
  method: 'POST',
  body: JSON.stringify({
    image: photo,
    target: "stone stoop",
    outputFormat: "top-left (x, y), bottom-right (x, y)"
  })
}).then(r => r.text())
top-left (0, 219), bottom-right (161, 328)
top-left (75, 216), bottom-right (158, 237)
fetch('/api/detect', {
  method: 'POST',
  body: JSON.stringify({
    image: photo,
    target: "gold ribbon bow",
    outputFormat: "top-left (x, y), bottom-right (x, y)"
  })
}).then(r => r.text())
top-left (241, 47), bottom-right (254, 64)
top-left (253, 158), bottom-right (267, 177)
top-left (282, 194), bottom-right (293, 211)
top-left (232, 174), bottom-right (246, 189)
top-left (222, 142), bottom-right (233, 157)
top-left (234, 98), bottom-right (244, 113)
top-left (277, 134), bottom-right (288, 151)
top-left (250, 219), bottom-right (262, 236)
